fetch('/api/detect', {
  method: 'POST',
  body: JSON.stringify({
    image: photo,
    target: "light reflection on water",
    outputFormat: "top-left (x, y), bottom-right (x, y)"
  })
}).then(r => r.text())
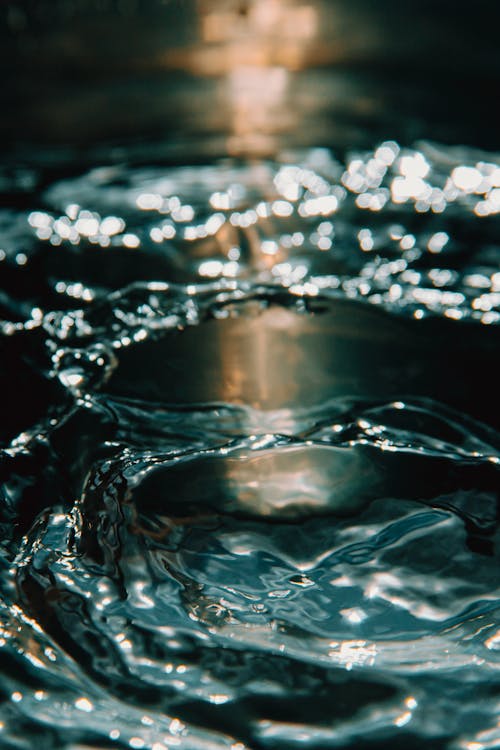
top-left (3, 141), bottom-right (499, 327)
top-left (2, 1), bottom-right (500, 152)
top-left (0, 136), bottom-right (499, 749)
top-left (1, 3), bottom-right (500, 749)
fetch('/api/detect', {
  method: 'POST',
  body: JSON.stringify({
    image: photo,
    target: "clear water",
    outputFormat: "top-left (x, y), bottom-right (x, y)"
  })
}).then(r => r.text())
top-left (0, 140), bottom-right (499, 750)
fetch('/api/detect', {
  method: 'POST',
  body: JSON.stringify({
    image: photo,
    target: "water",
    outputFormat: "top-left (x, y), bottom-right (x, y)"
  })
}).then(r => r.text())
top-left (1, 139), bottom-right (500, 750)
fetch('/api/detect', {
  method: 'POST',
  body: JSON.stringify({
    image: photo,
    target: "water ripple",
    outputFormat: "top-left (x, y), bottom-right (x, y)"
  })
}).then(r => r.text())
top-left (0, 142), bottom-right (499, 749)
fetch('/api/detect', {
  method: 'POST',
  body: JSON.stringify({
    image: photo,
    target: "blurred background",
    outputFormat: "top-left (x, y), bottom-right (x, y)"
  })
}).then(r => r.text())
top-left (2, 0), bottom-right (500, 163)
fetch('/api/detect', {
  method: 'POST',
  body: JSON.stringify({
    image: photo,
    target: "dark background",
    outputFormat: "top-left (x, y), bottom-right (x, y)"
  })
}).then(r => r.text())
top-left (1, 0), bottom-right (500, 161)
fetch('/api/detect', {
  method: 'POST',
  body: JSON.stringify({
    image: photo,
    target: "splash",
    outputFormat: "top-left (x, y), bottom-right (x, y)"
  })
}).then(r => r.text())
top-left (0, 142), bottom-right (499, 750)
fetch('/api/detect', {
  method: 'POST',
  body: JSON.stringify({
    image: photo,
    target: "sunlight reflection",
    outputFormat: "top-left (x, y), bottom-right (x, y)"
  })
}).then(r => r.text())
top-left (328, 640), bottom-right (377, 669)
top-left (196, 0), bottom-right (318, 154)
top-left (226, 65), bottom-right (290, 155)
top-left (199, 0), bottom-right (317, 67)
top-left (22, 141), bottom-right (500, 326)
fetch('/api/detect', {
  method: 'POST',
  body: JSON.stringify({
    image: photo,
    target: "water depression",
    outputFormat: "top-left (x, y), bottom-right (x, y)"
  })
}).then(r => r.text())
top-left (0, 141), bottom-right (499, 750)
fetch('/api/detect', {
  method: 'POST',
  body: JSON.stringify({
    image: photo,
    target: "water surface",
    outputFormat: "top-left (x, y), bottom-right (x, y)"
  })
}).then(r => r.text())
top-left (0, 139), bottom-right (499, 750)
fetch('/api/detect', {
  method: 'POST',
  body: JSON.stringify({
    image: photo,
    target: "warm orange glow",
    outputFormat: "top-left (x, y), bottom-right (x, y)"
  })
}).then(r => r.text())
top-left (200, 0), bottom-right (317, 61)
top-left (193, 1), bottom-right (319, 153)
top-left (226, 65), bottom-right (290, 155)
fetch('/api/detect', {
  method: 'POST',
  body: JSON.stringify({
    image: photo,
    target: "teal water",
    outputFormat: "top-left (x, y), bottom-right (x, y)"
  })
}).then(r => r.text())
top-left (0, 141), bottom-right (499, 750)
